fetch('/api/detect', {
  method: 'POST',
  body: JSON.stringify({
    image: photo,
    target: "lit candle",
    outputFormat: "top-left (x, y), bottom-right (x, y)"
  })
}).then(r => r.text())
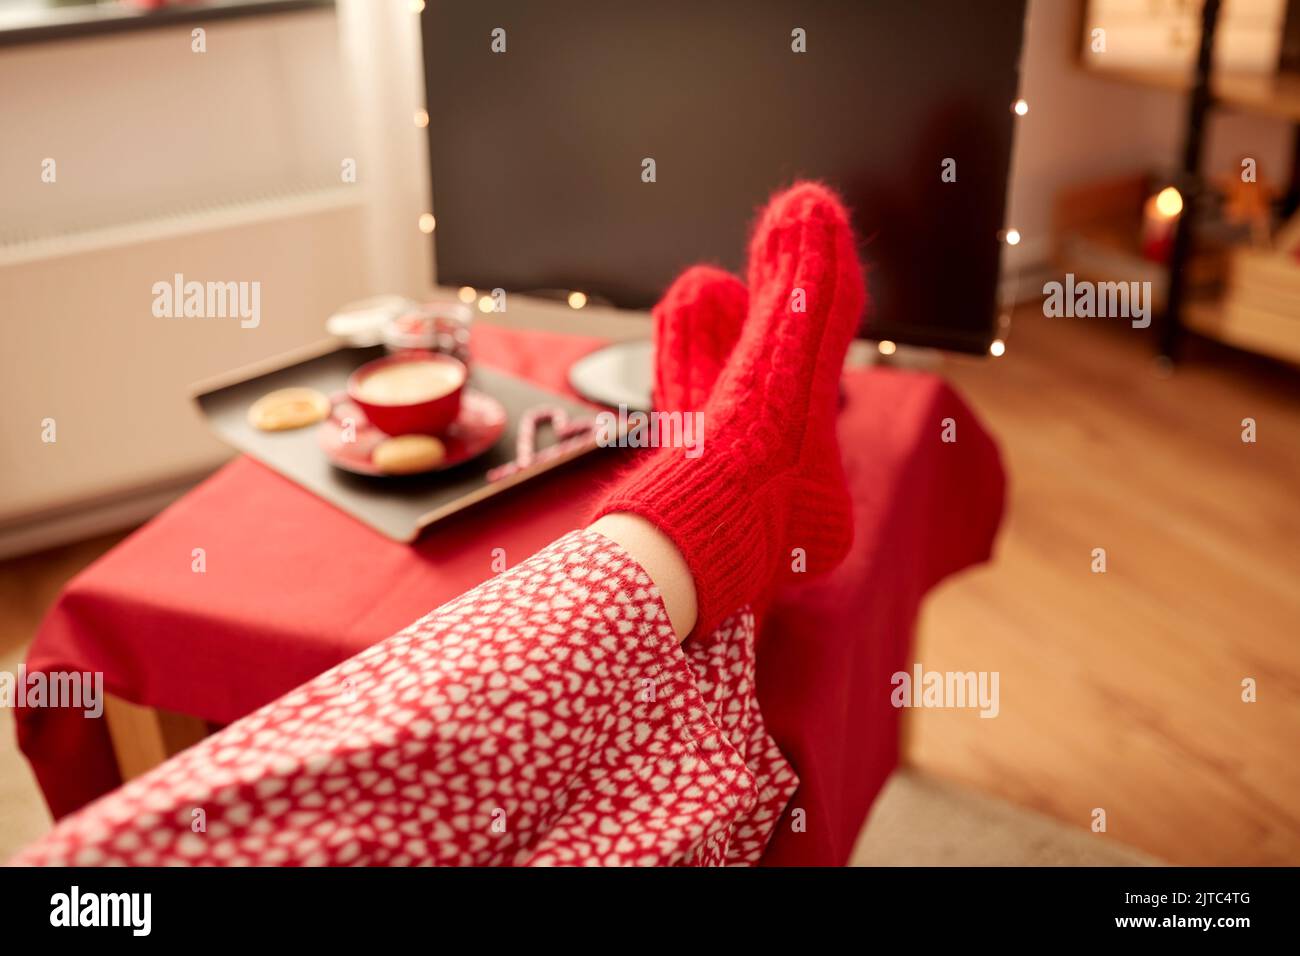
top-left (1141, 186), bottom-right (1183, 263)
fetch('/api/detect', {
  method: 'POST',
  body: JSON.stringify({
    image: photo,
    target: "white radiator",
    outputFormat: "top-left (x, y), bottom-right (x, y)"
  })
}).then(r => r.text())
top-left (0, 186), bottom-right (370, 557)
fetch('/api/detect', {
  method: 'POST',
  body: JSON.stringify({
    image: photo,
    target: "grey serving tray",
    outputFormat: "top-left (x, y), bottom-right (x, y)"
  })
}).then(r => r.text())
top-left (192, 340), bottom-right (602, 542)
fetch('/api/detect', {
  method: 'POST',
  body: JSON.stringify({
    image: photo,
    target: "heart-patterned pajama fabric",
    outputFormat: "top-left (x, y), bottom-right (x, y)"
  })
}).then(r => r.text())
top-left (11, 530), bottom-right (797, 867)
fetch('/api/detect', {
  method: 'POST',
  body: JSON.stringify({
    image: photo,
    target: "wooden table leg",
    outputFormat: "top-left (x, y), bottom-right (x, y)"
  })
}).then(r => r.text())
top-left (103, 694), bottom-right (209, 782)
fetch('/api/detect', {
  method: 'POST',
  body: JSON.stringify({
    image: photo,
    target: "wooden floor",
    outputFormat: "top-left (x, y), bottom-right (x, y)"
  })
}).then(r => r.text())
top-left (1, 307), bottom-right (1296, 865)
top-left (910, 307), bottom-right (1300, 865)
top-left (0, 531), bottom-right (130, 664)
top-left (0, 529), bottom-right (130, 857)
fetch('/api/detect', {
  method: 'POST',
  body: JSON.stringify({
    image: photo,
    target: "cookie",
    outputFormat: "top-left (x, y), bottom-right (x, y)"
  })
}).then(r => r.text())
top-left (247, 387), bottom-right (331, 432)
top-left (373, 434), bottom-right (446, 474)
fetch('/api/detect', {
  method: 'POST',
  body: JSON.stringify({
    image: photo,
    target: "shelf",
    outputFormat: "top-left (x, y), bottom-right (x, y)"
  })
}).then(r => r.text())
top-left (1084, 63), bottom-right (1300, 123)
top-left (1057, 222), bottom-right (1300, 366)
top-left (1184, 297), bottom-right (1300, 364)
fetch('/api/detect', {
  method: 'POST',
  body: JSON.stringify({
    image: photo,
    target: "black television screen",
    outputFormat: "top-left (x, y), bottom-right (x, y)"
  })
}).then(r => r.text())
top-left (422, 0), bottom-right (1026, 354)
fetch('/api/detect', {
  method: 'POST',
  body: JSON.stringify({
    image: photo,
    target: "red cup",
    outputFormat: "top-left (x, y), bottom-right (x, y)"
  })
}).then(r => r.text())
top-left (347, 351), bottom-right (467, 436)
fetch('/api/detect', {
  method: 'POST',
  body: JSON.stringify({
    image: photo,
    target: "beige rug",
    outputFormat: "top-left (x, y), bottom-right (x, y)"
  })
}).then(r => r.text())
top-left (852, 768), bottom-right (1158, 866)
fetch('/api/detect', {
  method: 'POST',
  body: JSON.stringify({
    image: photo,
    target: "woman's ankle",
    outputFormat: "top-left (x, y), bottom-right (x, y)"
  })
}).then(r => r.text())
top-left (587, 512), bottom-right (698, 641)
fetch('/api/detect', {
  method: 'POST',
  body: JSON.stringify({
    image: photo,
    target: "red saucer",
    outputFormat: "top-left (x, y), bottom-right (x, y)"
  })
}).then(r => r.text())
top-left (318, 388), bottom-right (507, 476)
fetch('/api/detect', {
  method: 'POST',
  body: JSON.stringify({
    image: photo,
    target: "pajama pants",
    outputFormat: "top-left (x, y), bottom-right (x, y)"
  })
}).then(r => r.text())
top-left (12, 531), bottom-right (797, 867)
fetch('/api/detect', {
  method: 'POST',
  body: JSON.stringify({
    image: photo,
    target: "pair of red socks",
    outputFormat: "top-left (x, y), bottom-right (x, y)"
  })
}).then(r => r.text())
top-left (594, 182), bottom-right (867, 638)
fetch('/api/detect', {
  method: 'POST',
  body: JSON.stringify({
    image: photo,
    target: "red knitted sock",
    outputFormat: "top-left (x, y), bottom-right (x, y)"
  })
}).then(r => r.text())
top-left (595, 182), bottom-right (866, 637)
top-left (653, 265), bottom-right (747, 414)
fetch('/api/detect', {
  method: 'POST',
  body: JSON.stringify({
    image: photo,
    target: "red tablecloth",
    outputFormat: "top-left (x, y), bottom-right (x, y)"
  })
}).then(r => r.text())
top-left (18, 325), bottom-right (1004, 866)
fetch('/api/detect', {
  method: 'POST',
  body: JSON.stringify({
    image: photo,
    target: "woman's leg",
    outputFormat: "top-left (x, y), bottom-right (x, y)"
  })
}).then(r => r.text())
top-left (588, 513), bottom-right (697, 637)
top-left (592, 263), bottom-right (751, 642)
top-left (12, 530), bottom-right (765, 866)
top-left (590, 261), bottom-right (754, 642)
top-left (593, 182), bottom-right (864, 639)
